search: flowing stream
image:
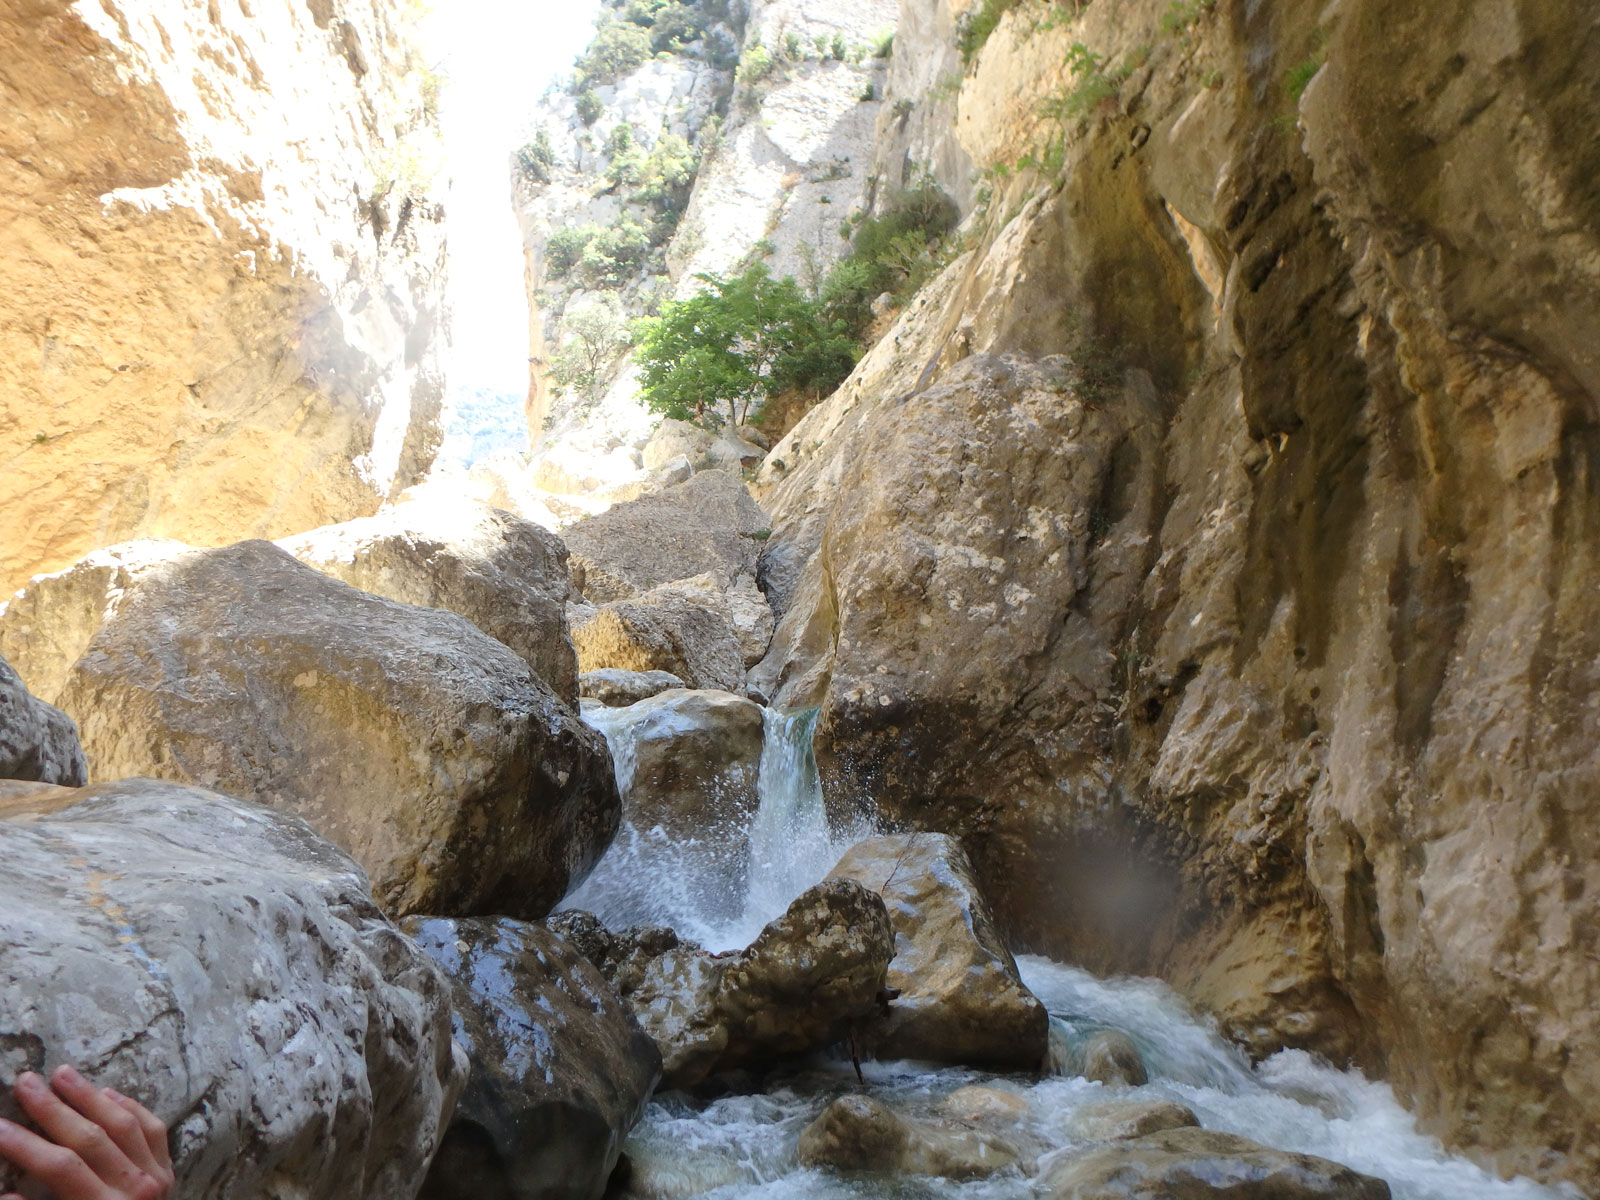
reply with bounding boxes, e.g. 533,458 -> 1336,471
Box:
566,701 -> 1577,1200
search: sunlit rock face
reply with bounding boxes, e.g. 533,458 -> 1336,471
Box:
0,1 -> 447,594
751,0 -> 1600,1188
507,0 -> 898,502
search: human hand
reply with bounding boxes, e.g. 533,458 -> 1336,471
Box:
0,1067 -> 173,1200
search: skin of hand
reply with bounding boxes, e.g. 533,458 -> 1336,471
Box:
0,1068 -> 173,1200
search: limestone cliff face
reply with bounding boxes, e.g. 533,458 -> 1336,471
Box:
0,0 -> 446,595
754,0 -> 1600,1189
509,0 -> 897,498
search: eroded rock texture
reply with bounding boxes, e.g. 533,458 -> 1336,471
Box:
278,497 -> 581,707
0,779 -> 466,1200
752,0 -> 1600,1187
828,833 -> 1048,1070
1,539 -> 618,919
0,654 -> 85,786
0,1 -> 446,595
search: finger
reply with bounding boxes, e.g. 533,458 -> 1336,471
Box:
47,1068 -> 160,1178
106,1091 -> 172,1174
0,1116 -> 109,1200
12,1072 -> 143,1193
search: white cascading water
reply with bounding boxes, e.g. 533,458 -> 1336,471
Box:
560,703 -> 865,952
565,700 -> 1579,1200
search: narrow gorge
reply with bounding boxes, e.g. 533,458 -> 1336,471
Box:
1,1 -> 1596,1199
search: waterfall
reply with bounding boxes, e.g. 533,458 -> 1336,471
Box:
559,702 -> 867,952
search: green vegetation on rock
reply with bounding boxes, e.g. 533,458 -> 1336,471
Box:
636,265 -> 858,428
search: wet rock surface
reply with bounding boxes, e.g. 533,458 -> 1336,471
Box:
0,779 -> 465,1200
1068,1100 -> 1200,1142
797,1093 -> 1023,1181
278,498 -> 581,707
0,654 -> 85,786
579,668 -> 686,707
828,833 -> 1048,1069
402,916 -> 660,1200
559,880 -> 894,1089
7,539 -> 618,919
1038,1127 -> 1392,1200
1082,1031 -> 1150,1088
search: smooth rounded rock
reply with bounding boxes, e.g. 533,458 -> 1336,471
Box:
579,668 -> 686,706
1038,1127 -> 1391,1199
0,779 -> 466,1200
403,916 -> 661,1200
1083,1030 -> 1149,1087
798,1094 -> 1022,1180
1068,1100 -> 1200,1142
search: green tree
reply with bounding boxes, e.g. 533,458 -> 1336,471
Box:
637,265 -> 858,428
550,296 -> 633,398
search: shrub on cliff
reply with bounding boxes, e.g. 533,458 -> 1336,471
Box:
820,180 -> 960,331
637,265 -> 857,428
575,18 -> 652,85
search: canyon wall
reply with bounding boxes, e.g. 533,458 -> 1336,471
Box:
0,0 -> 447,595
754,0 -> 1600,1190
508,0 -> 898,497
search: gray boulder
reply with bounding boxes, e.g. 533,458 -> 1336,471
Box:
0,778 -> 466,1200
579,668 -> 685,707
828,833 -> 1048,1069
0,654 -> 85,785
403,916 -> 661,1200
1038,1128 -> 1391,1199
12,538 -> 617,919
277,498 -> 581,707
565,880 -> 895,1089
564,470 -> 768,602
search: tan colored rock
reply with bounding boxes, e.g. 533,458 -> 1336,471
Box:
1068,1101 -> 1200,1143
1037,1128 -> 1390,1200
564,470 -> 769,602
652,572 -> 775,668
8,539 -> 617,919
277,497 -> 580,707
1082,1030 -> 1149,1088
828,832 -> 1048,1069
642,419 -> 715,471
748,0 -> 1600,1188
797,1094 -> 1022,1181
0,1 -> 447,595
0,655 -> 85,786
602,688 -> 766,841
941,1085 -> 1031,1125
579,668 -> 686,707
570,595 -> 745,692
0,778 -> 466,1200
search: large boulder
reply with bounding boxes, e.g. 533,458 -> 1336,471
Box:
563,880 -> 895,1088
1068,1100 -> 1200,1142
828,833 -> 1048,1069
0,654 -> 85,786
1082,1030 -> 1149,1087
650,573 -> 775,669
1038,1128 -> 1391,1200
402,916 -> 661,1200
569,595 -> 745,692
2,539 -> 618,919
797,1094 -> 1022,1180
0,778 -> 466,1200
277,498 -> 581,707
563,470 -> 769,602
